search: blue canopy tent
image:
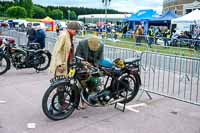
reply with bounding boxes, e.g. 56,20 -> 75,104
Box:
149,11 -> 178,27
124,9 -> 160,35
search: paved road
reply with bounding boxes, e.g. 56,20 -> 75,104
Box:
0,68 -> 200,133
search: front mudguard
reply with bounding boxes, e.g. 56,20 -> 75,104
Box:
0,53 -> 11,70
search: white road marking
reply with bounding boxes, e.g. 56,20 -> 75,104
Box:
126,103 -> 147,108
117,103 -> 147,113
0,100 -> 7,104
27,123 -> 36,129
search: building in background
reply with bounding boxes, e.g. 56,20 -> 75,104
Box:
163,0 -> 200,16
78,14 -> 131,24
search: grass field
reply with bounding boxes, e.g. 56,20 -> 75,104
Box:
104,39 -> 199,57
78,33 -> 200,57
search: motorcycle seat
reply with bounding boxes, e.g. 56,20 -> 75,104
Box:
124,58 -> 141,65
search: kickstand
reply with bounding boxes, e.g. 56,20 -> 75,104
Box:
35,69 -> 40,73
114,89 -> 128,112
137,89 -> 152,101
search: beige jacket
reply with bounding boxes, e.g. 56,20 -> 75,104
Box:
49,31 -> 71,76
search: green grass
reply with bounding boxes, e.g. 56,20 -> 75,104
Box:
0,17 -> 40,22
77,34 -> 200,57
103,39 -> 200,57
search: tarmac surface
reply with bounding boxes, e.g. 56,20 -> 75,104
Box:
0,68 -> 200,133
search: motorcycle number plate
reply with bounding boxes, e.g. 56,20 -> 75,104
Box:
68,68 -> 75,78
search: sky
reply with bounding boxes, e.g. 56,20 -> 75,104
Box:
32,0 -> 164,14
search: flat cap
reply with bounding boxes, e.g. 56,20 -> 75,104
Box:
67,22 -> 81,30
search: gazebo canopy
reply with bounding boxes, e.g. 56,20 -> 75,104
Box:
153,10 -> 178,21
125,9 -> 159,22
171,9 -> 200,23
40,16 -> 55,23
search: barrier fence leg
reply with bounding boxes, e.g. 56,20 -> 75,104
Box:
137,89 -> 152,101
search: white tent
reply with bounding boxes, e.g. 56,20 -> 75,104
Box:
172,9 -> 200,24
171,9 -> 200,32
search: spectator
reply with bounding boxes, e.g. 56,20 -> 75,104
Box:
34,25 -> 46,49
75,36 -> 104,107
122,24 -> 128,38
56,24 -> 60,36
163,28 -> 170,47
148,26 -> 154,48
154,27 -> 162,45
49,21 -> 81,77
49,22 -> 81,113
134,25 -> 144,45
26,24 -> 36,46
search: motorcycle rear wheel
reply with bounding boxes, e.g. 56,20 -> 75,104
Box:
118,74 -> 140,103
34,52 -> 51,71
0,53 -> 10,75
42,81 -> 77,121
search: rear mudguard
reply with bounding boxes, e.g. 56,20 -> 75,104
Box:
131,72 -> 141,86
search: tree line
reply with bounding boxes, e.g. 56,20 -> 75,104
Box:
0,1 -> 124,20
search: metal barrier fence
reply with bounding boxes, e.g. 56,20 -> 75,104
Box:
2,29 -> 200,106
140,52 -> 200,105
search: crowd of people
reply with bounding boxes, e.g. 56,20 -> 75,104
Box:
121,24 -> 200,50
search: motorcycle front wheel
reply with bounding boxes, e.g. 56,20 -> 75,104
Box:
42,81 -> 78,121
0,53 -> 10,75
34,52 -> 51,71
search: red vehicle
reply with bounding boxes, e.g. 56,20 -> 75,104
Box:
0,22 -> 9,28
0,36 -> 15,47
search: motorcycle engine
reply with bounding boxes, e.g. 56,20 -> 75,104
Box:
12,52 -> 26,68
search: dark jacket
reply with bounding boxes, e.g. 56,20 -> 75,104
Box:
26,28 -> 36,42
75,39 -> 104,66
34,29 -> 46,49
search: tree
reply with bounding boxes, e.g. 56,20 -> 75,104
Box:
49,9 -> 63,20
21,0 -> 33,17
0,5 -> 4,16
6,6 -> 27,18
70,11 -> 77,20
32,5 -> 46,18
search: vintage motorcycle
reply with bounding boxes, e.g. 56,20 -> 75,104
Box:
42,56 -> 141,121
0,38 -> 51,75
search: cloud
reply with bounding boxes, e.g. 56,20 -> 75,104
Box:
32,0 -> 163,13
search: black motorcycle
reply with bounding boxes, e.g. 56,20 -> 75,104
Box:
0,38 -> 51,75
42,56 -> 141,121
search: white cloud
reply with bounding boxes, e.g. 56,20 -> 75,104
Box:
32,0 -> 163,13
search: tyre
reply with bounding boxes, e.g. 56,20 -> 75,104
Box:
34,52 -> 51,71
0,53 -> 10,75
118,74 -> 140,103
42,81 -> 78,121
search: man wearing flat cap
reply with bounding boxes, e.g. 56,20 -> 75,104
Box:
48,22 -> 81,113
49,21 -> 81,77
75,36 -> 104,109
75,36 -> 104,66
